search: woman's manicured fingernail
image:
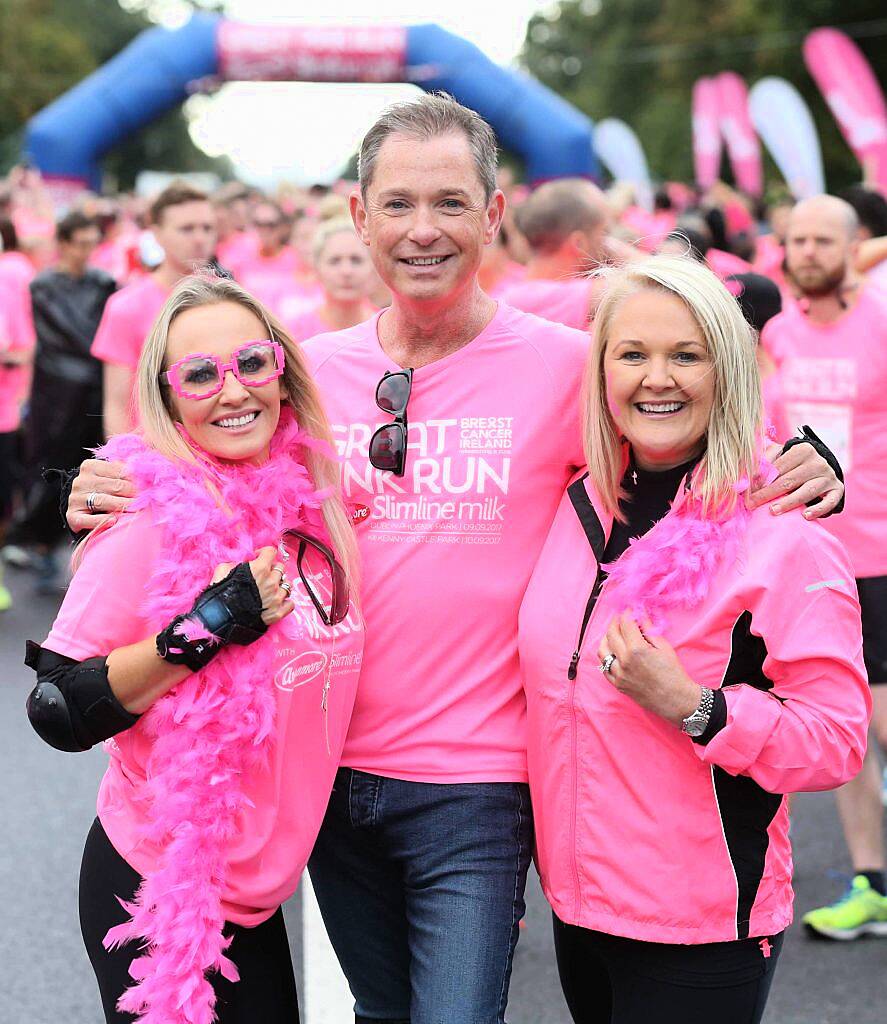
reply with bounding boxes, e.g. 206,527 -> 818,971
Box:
770,503 -> 781,514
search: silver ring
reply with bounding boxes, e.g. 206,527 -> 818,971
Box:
86,491 -> 99,514
279,579 -> 292,596
599,653 -> 617,674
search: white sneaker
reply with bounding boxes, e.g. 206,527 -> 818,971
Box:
1,544 -> 32,569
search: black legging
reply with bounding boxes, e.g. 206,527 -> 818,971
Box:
79,818 -> 300,1024
553,914 -> 783,1024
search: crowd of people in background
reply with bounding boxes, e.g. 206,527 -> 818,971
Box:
4,114 -> 887,1022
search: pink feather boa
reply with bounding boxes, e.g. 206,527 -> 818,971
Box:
95,408 -> 325,1024
601,455 -> 778,631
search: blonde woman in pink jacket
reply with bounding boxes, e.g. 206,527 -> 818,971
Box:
518,255 -> 870,1024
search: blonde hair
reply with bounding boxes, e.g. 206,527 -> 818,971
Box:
135,273 -> 360,591
316,194 -> 350,222
311,217 -> 361,266
584,254 -> 762,519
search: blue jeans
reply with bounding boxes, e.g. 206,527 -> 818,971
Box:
307,769 -> 533,1024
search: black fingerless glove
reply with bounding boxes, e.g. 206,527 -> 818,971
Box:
781,425 -> 845,516
155,563 -> 268,672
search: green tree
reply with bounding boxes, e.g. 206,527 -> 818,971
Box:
520,0 -> 887,192
0,0 -> 231,188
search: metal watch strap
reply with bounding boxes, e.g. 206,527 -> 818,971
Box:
682,686 -> 715,736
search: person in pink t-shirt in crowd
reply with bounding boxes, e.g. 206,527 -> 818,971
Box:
659,221 -> 753,281
89,199 -> 139,285
762,195 -> 887,940
501,178 -> 616,329
212,182 -> 257,272
0,215 -> 36,286
28,274 -> 362,1024
620,188 -> 679,252
285,209 -> 325,308
281,218 -> 375,343
0,271 -> 36,611
478,226 -> 527,297
91,182 -> 217,437
839,185 -> 887,294
66,96 -> 842,1024
230,201 -> 305,316
752,197 -> 792,289
290,208 -> 319,277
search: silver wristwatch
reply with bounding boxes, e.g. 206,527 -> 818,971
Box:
681,687 -> 715,738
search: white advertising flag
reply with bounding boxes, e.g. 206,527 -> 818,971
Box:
748,77 -> 825,199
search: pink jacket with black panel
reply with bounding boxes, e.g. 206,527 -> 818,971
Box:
518,470 -> 870,945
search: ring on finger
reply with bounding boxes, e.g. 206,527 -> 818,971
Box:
599,653 -> 617,675
86,491 -> 100,514
272,564 -> 286,582
279,578 -> 292,596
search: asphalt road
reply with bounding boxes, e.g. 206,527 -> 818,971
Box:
1,564 -> 884,1023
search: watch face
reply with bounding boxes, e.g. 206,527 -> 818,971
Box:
684,715 -> 707,738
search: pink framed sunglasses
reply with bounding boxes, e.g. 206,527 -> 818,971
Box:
161,340 -> 285,400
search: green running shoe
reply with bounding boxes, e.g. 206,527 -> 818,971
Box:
803,875 -> 887,940
0,582 -> 11,612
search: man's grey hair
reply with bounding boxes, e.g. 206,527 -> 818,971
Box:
358,92 -> 499,201
515,179 -> 605,254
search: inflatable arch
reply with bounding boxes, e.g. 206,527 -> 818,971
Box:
25,15 -> 597,191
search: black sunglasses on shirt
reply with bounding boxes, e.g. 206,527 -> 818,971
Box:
369,368 -> 413,477
280,530 -> 350,627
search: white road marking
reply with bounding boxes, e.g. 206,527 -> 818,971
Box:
302,872 -> 355,1022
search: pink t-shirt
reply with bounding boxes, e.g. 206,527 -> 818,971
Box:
44,508 -> 363,926
763,286 -> 887,577
303,304 -> 588,782
621,207 -> 677,251
217,230 -> 258,272
487,262 -> 528,298
706,248 -> 753,280
232,247 -> 303,315
499,277 -> 592,331
91,275 -> 168,371
0,250 -> 35,292
753,234 -> 785,283
282,304 -> 329,344
0,276 -> 35,432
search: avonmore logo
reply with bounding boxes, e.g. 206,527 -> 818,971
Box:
276,651 -> 328,692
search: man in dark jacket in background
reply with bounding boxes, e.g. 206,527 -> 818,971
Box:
6,211 -> 115,592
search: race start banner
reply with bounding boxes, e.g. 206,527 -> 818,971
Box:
217,23 -> 408,83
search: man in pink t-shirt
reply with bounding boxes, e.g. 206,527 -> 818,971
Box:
293,99 -> 589,1022
91,182 -> 216,435
500,178 -> 613,329
765,194 -> 887,939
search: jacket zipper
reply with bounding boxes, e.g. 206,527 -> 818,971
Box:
568,567 -> 606,680
566,565 -> 606,920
